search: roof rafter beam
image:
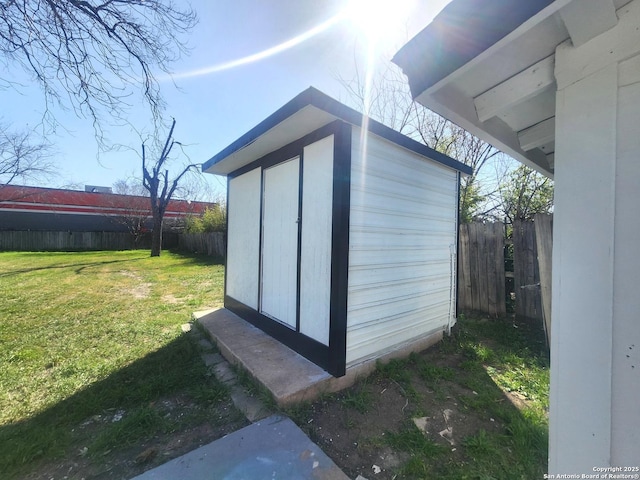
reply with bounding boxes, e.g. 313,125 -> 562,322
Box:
559,0 -> 617,48
473,55 -> 555,123
518,117 -> 555,151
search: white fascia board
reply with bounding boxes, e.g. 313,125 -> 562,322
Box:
474,55 -> 556,122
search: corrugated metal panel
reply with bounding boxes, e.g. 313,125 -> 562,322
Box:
300,136 -> 334,345
346,128 -> 458,366
227,168 -> 262,309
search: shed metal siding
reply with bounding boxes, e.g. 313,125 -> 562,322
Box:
346,128 -> 458,366
226,168 -> 261,309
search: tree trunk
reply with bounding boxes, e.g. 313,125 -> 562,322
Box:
150,215 -> 163,257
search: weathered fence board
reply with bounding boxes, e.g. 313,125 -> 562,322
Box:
458,218 -> 552,324
178,232 -> 226,257
458,222 -> 506,317
513,220 -> 542,322
534,214 -> 553,345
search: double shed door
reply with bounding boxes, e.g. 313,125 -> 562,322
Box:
259,135 -> 334,346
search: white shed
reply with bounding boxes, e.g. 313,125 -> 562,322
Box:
203,88 -> 471,377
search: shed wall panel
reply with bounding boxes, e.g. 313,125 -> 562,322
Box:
226,168 -> 261,309
300,136 -> 334,345
346,129 -> 458,366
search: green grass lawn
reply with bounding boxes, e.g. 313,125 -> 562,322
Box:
0,250 -> 239,479
0,250 -> 550,479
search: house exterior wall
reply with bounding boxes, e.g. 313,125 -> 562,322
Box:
551,3 -> 640,470
345,128 -> 458,366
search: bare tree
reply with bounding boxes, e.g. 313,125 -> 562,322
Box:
171,173 -> 220,204
0,0 -> 196,137
109,178 -> 151,246
0,124 -> 55,192
142,119 -> 199,257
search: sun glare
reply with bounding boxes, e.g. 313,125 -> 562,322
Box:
345,0 -> 415,47
165,0 -> 417,82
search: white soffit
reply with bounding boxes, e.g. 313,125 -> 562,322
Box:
413,5 -> 569,178
411,0 -> 632,178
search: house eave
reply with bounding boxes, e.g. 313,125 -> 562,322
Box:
392,0 -> 558,99
393,0 -> 635,179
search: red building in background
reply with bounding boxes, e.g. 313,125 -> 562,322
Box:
0,185 -> 214,232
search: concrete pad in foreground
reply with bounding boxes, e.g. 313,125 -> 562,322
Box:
131,415 -> 348,480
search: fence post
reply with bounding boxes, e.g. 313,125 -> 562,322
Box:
457,223 -> 472,312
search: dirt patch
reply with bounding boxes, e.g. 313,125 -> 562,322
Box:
297,373 -> 504,479
161,294 -> 181,304
119,271 -> 151,299
291,316 -> 549,479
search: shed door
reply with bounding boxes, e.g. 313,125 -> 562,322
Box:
260,157 -> 300,328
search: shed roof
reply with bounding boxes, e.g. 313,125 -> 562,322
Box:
202,87 -> 472,176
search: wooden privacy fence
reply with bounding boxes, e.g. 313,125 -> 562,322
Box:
178,232 -> 226,257
0,231 -> 178,251
457,215 -> 553,343
458,222 -> 506,316
0,230 -> 226,256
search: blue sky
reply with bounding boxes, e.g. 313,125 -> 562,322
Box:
3,0 -> 451,199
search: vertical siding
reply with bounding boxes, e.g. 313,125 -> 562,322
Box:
260,157 -> 300,328
346,128 -> 458,366
227,168 -> 261,309
300,136 -> 334,345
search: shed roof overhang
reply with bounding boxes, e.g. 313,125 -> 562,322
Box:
203,87 -> 472,176
392,0 -> 632,178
